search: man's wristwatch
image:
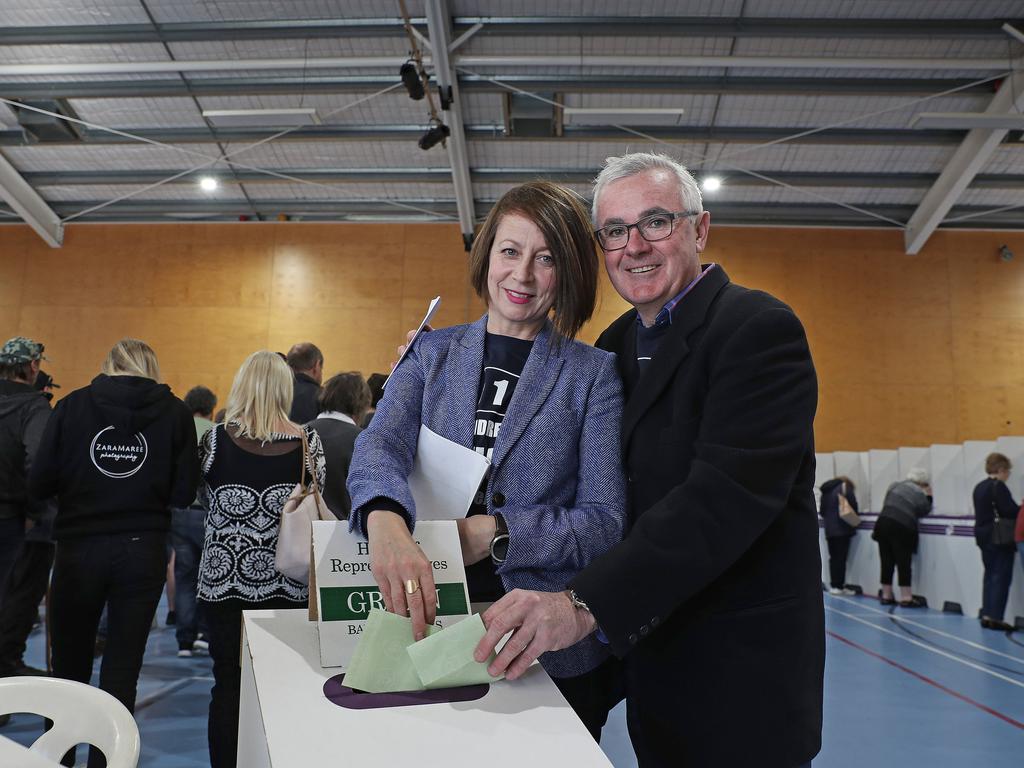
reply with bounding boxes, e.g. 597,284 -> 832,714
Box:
489,513 -> 509,564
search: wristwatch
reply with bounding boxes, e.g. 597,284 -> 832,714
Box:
489,512 -> 510,564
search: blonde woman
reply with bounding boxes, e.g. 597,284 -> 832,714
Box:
29,338 -> 198,768
197,350 -> 325,768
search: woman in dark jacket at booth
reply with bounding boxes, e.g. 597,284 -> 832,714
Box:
29,338 -> 198,768
873,469 -> 932,608
820,477 -> 858,595
972,452 -> 1018,632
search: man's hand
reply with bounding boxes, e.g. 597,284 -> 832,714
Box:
366,510 -> 437,641
456,515 -> 496,566
474,589 -> 597,680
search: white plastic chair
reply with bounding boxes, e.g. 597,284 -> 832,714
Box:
0,677 -> 140,768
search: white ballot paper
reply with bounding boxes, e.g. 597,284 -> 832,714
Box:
384,295 -> 441,388
409,424 -> 490,520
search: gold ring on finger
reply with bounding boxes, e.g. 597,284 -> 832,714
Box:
405,578 -> 420,595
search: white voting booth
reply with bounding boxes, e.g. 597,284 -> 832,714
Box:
819,434 -> 1024,623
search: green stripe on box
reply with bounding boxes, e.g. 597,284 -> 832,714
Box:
319,583 -> 469,621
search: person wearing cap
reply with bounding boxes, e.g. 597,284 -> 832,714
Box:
0,337 -> 52,601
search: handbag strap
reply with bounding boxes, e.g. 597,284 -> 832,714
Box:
297,427 -> 327,520
990,478 -> 1003,522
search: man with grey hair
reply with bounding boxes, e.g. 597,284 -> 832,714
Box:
476,152 -> 823,767
286,342 -> 324,424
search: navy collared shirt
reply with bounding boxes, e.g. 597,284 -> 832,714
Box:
635,263 -> 717,371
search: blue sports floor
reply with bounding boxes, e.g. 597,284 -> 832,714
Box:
3,592 -> 1023,766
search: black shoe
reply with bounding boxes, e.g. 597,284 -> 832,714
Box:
898,596 -> 927,608
166,610 -> 177,626
879,595 -> 896,606
981,618 -> 1015,631
11,663 -> 47,676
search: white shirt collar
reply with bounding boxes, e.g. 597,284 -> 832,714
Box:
317,411 -> 356,426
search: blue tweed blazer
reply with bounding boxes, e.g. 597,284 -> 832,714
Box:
348,315 -> 626,677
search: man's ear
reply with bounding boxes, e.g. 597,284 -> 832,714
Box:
694,211 -> 711,253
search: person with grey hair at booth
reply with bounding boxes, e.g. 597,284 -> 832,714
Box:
873,468 -> 933,607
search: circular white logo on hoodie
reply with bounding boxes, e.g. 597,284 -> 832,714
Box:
90,426 -> 149,479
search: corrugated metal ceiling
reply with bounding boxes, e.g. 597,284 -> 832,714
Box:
0,0 -> 1021,232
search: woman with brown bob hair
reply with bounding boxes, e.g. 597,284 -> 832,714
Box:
348,181 -> 626,738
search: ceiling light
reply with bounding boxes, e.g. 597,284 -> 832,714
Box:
561,107 -> 686,116
702,176 -> 722,193
400,60 -> 425,101
199,177 -> 218,192
910,112 -> 1024,130
201,108 -> 320,127
418,121 -> 450,151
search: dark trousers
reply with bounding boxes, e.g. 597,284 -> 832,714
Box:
980,544 -> 1016,622
0,517 -> 25,603
552,656 -> 626,742
874,517 -> 915,587
825,536 -> 852,589
50,531 -> 167,768
204,597 -> 303,768
0,540 -> 54,673
171,506 -> 206,648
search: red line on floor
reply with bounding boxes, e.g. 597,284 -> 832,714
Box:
827,630 -> 1024,730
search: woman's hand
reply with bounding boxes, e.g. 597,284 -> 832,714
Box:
456,515 -> 497,566
366,510 -> 437,640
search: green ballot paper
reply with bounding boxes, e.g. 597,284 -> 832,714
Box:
406,614 -> 502,688
342,609 -> 441,693
342,609 -> 500,693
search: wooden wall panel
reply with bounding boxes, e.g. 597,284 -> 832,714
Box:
1,221 -> 1023,452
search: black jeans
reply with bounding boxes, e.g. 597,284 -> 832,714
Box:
874,517 -> 916,587
0,516 -> 25,603
552,656 -> 626,742
826,536 -> 852,590
171,506 -> 207,648
0,540 -> 54,673
50,531 -> 167,768
203,597 -> 304,768
980,544 -> 1016,622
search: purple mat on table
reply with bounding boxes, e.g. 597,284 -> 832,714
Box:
323,674 -> 489,709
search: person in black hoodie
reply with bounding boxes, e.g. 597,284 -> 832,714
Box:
819,476 -> 859,595
29,338 -> 198,768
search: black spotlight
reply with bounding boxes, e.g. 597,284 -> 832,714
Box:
400,60 -> 425,100
418,120 -> 450,150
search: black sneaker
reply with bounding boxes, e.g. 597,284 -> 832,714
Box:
12,664 -> 47,676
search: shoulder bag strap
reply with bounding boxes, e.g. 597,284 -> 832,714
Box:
991,478 -> 1002,521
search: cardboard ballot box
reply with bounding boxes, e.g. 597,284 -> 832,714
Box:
237,609 -> 612,768
311,519 -> 472,668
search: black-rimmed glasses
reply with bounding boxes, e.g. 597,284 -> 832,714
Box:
594,210 -> 700,251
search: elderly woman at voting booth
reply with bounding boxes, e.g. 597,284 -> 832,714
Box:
347,181 -> 627,740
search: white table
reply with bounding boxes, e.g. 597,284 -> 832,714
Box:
0,734 -> 61,767
237,609 -> 611,768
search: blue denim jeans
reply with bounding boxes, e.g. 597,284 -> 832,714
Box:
171,506 -> 207,648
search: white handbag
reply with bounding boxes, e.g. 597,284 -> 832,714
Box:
275,429 -> 335,584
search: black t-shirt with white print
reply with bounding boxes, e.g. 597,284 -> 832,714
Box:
466,332 -> 533,602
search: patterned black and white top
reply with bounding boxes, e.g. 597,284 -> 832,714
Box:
197,422 -> 326,604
